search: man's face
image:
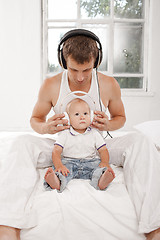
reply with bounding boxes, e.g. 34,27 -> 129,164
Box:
67,56 -> 95,86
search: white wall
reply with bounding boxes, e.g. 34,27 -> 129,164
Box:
0,0 -> 41,131
0,0 -> 160,132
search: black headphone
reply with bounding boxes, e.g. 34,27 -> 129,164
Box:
57,29 -> 103,69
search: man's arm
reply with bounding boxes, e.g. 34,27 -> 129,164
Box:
92,74 -> 126,131
30,76 -> 70,134
107,78 -> 126,130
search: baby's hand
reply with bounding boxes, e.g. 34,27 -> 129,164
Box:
55,164 -> 70,176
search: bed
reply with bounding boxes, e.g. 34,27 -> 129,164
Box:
0,121 -> 160,240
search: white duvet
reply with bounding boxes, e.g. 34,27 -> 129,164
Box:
20,167 -> 145,240
0,132 -> 146,240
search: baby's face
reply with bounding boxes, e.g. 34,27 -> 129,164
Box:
68,100 -> 91,133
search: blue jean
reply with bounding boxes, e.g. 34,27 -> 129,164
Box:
44,157 -> 107,192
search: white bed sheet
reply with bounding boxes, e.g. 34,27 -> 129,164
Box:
0,131 -> 145,240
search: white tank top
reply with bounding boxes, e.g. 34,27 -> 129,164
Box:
53,69 -> 106,114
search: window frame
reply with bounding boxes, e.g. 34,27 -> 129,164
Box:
42,0 -> 150,94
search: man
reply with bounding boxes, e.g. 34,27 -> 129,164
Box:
0,29 -> 160,240
30,29 -> 126,135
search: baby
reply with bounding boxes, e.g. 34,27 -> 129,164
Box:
44,98 -> 115,192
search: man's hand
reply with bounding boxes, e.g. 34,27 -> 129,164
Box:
55,164 -> 70,176
43,113 -> 70,134
91,111 -> 109,131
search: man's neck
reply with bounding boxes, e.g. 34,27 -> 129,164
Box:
68,77 -> 92,93
70,82 -> 91,92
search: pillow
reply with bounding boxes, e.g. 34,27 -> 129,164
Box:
134,120 -> 160,151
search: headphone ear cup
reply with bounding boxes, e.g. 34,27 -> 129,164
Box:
94,49 -> 102,68
59,49 -> 67,69
94,52 -> 99,68
64,112 -> 70,125
90,110 -> 94,123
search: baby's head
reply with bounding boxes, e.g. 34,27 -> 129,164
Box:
66,98 -> 91,133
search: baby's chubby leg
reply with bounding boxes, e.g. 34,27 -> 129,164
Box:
44,167 -> 60,190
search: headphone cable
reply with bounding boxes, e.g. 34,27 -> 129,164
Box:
95,69 -> 113,139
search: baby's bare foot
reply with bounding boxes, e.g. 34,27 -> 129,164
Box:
45,167 -> 60,190
98,169 -> 114,190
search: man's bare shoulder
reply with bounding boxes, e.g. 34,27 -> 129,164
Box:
39,72 -> 63,105
43,72 -> 62,89
97,71 -> 121,98
98,72 -> 118,86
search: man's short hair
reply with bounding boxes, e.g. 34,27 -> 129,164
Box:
63,35 -> 99,65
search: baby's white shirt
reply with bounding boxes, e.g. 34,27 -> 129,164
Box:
54,127 -> 106,159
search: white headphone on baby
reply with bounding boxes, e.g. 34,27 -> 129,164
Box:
59,91 -> 96,125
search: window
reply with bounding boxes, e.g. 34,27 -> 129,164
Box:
42,0 -> 150,90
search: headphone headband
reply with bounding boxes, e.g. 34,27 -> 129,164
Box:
58,29 -> 103,69
59,29 -> 102,47
59,91 -> 96,114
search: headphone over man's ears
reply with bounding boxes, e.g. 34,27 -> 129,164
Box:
57,29 -> 103,69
